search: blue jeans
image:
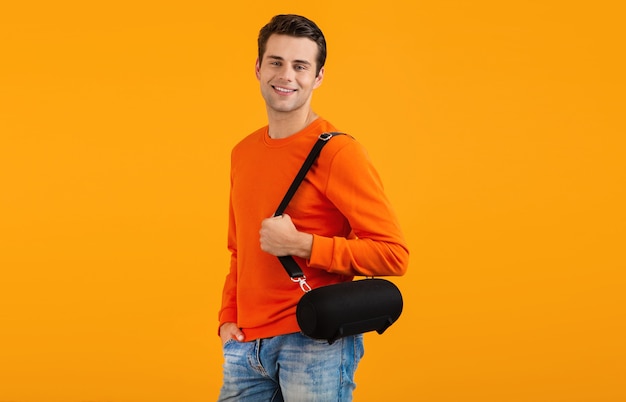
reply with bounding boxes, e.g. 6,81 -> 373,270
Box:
218,332 -> 364,402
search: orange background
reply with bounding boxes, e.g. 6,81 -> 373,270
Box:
1,1 -> 625,401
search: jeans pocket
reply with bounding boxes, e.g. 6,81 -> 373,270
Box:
222,338 -> 236,352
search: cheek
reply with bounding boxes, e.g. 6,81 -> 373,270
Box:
302,75 -> 319,89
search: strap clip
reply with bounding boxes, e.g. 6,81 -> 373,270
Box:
291,276 -> 312,293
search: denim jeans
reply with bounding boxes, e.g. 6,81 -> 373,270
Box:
218,332 -> 364,402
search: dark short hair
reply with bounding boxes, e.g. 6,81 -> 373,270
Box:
258,14 -> 327,76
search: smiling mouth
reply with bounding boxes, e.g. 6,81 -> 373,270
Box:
272,85 -> 296,94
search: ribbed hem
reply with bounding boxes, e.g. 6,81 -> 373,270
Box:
241,315 -> 301,342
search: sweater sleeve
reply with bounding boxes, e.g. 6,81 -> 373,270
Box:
308,140 -> 409,276
217,179 -> 238,333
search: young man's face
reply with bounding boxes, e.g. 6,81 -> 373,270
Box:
256,34 -> 324,116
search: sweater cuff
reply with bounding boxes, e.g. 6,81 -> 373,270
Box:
218,308 -> 238,336
308,234 -> 334,270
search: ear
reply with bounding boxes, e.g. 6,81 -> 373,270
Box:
313,66 -> 325,89
255,58 -> 261,80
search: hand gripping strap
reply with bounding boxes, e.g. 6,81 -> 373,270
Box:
274,132 -> 344,284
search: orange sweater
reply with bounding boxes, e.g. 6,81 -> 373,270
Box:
218,118 -> 409,341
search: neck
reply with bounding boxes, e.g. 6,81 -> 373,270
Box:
267,108 -> 318,139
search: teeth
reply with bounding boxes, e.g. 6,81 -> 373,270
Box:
274,86 -> 295,93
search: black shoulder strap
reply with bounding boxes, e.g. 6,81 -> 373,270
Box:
274,132 -> 344,283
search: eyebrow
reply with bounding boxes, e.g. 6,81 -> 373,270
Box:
266,55 -> 312,66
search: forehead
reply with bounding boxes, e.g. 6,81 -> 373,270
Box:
263,34 -> 319,63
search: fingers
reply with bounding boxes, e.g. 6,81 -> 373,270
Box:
220,322 -> 245,344
232,329 -> 245,342
259,215 -> 291,255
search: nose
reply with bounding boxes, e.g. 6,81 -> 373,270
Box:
277,64 -> 294,82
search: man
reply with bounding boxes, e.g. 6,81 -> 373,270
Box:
218,14 -> 409,401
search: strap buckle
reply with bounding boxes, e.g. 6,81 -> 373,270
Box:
319,133 -> 333,141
